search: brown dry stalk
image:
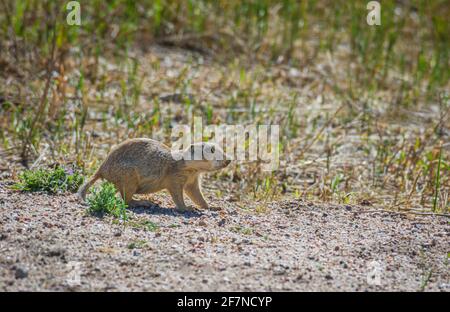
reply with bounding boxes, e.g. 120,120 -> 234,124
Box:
298,104 -> 344,159
20,15 -> 57,166
406,170 -> 422,205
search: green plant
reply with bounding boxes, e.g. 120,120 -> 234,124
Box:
87,182 -> 128,220
231,225 -> 253,236
144,220 -> 160,232
127,240 -> 147,249
331,173 -> 344,194
12,167 -> 84,193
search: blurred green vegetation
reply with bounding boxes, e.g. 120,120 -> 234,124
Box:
1,0 -> 448,98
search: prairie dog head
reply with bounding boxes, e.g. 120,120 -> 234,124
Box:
181,142 -> 231,172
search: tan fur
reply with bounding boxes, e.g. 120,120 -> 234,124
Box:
77,138 -> 230,211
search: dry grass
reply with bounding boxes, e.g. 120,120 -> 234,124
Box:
0,0 -> 448,213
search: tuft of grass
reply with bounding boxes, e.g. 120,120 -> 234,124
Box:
231,225 -> 253,236
420,269 -> 433,292
125,219 -> 160,232
87,182 -> 128,220
144,220 -> 160,232
127,240 -> 147,250
12,167 -> 84,193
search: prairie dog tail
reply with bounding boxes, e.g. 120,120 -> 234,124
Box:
77,170 -> 101,201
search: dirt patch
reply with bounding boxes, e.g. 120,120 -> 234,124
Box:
0,182 -> 448,291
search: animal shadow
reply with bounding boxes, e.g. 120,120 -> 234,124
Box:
128,199 -> 204,218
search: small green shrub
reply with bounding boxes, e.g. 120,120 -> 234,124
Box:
123,219 -> 160,232
144,220 -> 159,232
87,182 -> 128,220
231,225 -> 253,236
12,167 -> 84,193
127,240 -> 147,250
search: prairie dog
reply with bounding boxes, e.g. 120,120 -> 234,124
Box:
77,138 -> 230,211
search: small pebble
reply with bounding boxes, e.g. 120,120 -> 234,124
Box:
14,267 -> 28,279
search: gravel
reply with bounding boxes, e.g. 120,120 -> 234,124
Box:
0,182 -> 448,291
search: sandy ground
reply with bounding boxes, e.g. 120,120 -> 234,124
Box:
0,181 -> 448,292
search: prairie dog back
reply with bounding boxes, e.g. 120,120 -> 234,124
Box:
101,138 -> 176,179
